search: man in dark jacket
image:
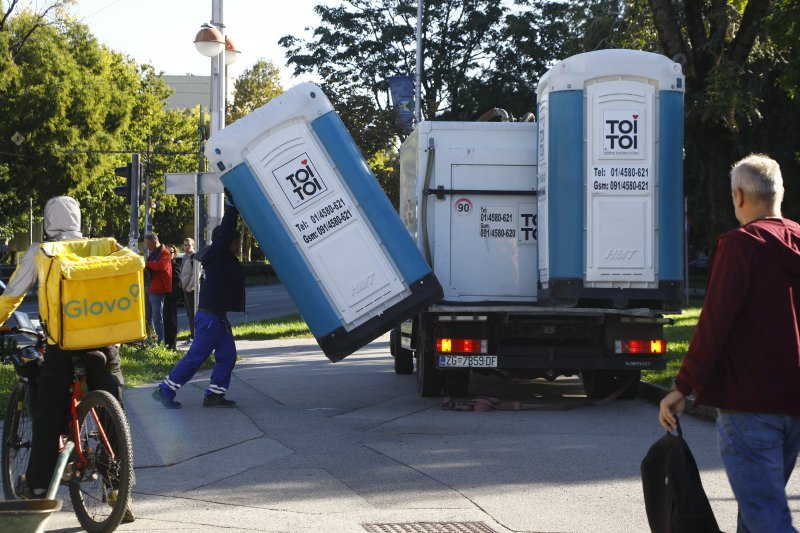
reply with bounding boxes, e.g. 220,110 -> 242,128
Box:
659,154 -> 800,532
152,200 -> 245,408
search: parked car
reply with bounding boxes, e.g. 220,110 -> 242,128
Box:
688,256 -> 709,275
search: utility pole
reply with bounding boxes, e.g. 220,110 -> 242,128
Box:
207,0 -> 226,243
145,138 -> 152,236
415,0 -> 423,125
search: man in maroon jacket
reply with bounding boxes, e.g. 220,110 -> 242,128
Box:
144,233 -> 172,344
659,154 -> 800,532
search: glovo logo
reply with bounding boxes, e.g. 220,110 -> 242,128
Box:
64,283 -> 140,318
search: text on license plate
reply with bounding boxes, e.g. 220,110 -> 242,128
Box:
438,355 -> 498,368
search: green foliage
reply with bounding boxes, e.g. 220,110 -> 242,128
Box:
767,0 -> 800,99
0,3 -> 201,245
280,0 -> 515,122
229,58 -> 283,123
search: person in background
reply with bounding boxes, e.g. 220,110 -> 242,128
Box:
659,154 -> 800,533
143,233 -> 171,344
180,237 -> 198,344
152,193 -> 245,409
162,244 -> 181,350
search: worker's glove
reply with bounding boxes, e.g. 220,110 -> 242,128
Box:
224,188 -> 235,207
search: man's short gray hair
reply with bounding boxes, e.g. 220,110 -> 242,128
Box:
730,154 -> 784,206
144,233 -> 159,245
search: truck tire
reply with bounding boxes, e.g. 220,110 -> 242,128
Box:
416,323 -> 443,397
391,328 -> 414,375
581,369 -> 640,400
444,371 -> 470,397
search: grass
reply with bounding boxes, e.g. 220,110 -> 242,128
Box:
642,299 -> 703,388
0,314 -> 311,413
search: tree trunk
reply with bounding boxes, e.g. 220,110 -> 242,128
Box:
685,117 -> 739,251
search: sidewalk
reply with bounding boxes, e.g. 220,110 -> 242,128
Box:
46,334 -> 516,533
38,334 -> 796,532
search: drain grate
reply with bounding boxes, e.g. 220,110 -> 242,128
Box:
361,522 -> 498,533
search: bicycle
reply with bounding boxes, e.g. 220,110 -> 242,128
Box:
1,310 -> 134,533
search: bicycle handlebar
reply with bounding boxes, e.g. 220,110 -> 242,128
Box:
0,325 -> 39,338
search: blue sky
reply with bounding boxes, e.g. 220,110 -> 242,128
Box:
68,0 -> 330,88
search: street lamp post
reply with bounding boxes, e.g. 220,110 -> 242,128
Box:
194,0 -> 239,241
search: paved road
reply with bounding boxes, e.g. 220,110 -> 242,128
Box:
36,334 -> 799,532
177,284 -> 299,331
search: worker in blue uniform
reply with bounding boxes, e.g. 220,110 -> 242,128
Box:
152,192 -> 245,408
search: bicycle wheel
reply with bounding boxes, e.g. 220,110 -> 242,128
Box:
68,390 -> 133,533
2,382 -> 34,499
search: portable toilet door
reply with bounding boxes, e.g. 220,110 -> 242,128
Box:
205,83 -> 443,361
536,49 -> 685,310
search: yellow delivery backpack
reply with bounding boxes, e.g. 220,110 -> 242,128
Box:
36,238 -> 146,349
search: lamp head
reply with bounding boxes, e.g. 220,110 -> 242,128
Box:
224,37 -> 241,65
194,24 -> 225,57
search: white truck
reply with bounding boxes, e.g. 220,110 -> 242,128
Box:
390,49 -> 686,398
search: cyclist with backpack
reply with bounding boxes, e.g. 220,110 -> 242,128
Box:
0,196 -> 135,522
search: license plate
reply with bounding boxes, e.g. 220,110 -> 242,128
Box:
438,355 -> 498,368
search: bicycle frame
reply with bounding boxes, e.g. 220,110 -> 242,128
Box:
65,367 -> 116,478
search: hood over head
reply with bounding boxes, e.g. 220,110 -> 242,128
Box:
44,196 -> 83,241
731,218 -> 800,278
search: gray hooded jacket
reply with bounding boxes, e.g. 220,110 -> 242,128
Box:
0,197 -> 83,323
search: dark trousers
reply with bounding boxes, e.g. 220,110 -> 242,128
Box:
163,293 -> 179,349
26,344 -> 123,490
183,289 -> 195,339
160,311 -> 236,399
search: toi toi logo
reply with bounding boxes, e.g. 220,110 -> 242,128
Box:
273,152 -> 328,208
603,110 -> 641,153
64,283 -> 140,318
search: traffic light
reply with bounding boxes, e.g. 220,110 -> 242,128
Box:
114,163 -> 133,201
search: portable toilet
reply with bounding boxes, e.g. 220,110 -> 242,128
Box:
536,49 -> 684,310
205,83 -> 443,361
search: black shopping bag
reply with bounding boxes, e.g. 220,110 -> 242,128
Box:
641,419 -> 722,533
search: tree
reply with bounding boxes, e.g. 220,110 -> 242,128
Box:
647,0 -> 776,248
0,9 -> 138,238
280,0 -> 516,122
0,4 -> 199,248
228,58 -> 283,123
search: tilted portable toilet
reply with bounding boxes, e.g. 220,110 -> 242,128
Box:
205,83 -> 443,361
536,49 -> 685,310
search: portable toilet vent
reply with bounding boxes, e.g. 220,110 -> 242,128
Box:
536,49 -> 684,310
205,83 -> 443,361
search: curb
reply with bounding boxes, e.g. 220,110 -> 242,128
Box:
638,381 -> 718,423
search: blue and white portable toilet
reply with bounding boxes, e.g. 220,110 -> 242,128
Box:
206,83 -> 443,361
536,49 -> 684,310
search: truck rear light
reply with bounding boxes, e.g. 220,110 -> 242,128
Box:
615,339 -> 665,354
436,338 -> 488,354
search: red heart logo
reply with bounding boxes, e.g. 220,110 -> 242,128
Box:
632,114 -> 639,119
301,159 -> 308,165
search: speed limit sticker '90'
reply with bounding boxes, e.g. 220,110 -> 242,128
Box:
454,197 -> 473,216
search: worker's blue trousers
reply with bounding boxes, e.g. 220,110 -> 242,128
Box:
158,310 -> 237,399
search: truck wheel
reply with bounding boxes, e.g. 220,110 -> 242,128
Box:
581,369 -> 640,400
444,371 -> 469,397
617,370 -> 641,399
391,328 -> 414,375
416,325 -> 443,397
